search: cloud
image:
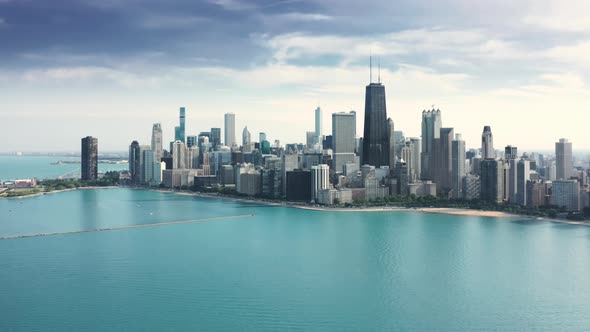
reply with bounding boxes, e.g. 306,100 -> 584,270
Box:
522,0 -> 590,32
138,14 -> 208,29
22,66 -> 162,88
274,12 -> 333,22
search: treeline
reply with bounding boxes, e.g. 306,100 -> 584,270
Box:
40,171 -> 120,191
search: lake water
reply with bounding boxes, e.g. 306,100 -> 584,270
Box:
0,155 -> 128,180
1,188 -> 589,330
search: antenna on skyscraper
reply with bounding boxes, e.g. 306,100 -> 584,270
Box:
369,55 -> 373,83
378,58 -> 381,83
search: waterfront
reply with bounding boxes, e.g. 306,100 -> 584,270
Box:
0,156 -> 128,180
1,188 -> 589,330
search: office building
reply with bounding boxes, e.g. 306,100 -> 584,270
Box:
480,158 -> 503,203
409,137 -> 422,181
311,164 -> 330,202
186,135 -> 197,148
210,128 -> 221,148
151,123 -> 163,162
224,113 -> 236,147
555,138 -> 573,180
420,109 -> 442,180
174,107 -> 186,143
462,175 -> 480,200
451,134 -> 466,199
362,80 -> 389,167
505,145 -> 518,160
332,111 -> 357,173
172,140 -> 186,169
81,136 -> 98,181
315,106 -> 322,146
242,126 -> 251,146
551,180 -> 580,211
129,141 -> 141,185
516,159 -> 531,205
433,127 -> 454,193
481,126 -> 495,159
526,180 -> 545,208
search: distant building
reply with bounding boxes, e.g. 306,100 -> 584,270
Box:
224,113 -> 236,147
311,164 -> 330,202
242,126 -> 251,146
151,123 -> 163,162
551,180 -> 580,211
129,141 -> 141,185
516,159 -> 531,206
526,180 -> 545,208
421,109 -> 442,180
174,107 -> 186,143
210,128 -> 221,148
555,138 -> 573,180
462,175 -> 480,200
481,126 -> 495,159
81,136 -> 98,181
362,81 -> 389,167
315,106 -> 322,147
505,145 -> 518,160
332,111 -> 357,173
451,134 -> 466,199
480,159 -> 503,203
286,170 -> 312,202
172,140 -> 186,169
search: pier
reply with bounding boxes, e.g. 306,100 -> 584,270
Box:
0,214 -> 255,240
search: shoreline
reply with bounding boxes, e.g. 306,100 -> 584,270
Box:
4,186 -> 589,227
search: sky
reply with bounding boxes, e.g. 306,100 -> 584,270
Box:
1,0 -> 589,152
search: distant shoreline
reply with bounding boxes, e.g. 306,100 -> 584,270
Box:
3,186 -> 588,227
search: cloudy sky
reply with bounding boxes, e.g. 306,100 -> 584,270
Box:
1,0 -> 589,152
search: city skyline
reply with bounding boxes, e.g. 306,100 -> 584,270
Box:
1,1 -> 590,151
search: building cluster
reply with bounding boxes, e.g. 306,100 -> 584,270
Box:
80,69 -> 590,212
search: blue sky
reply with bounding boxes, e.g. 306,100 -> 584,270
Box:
1,0 -> 589,152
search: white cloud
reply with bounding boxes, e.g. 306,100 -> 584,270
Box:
274,12 -> 333,22
22,66 -> 162,88
522,0 -> 590,32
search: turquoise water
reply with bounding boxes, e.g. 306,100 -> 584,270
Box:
1,189 -> 589,331
0,156 -> 128,180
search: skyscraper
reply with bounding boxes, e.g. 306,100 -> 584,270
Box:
362,81 -> 389,167
387,118 -> 395,170
242,126 -> 251,146
311,164 -> 330,202
452,134 -> 466,199
81,136 -> 98,181
555,138 -> 573,180
224,113 -> 236,147
174,107 -> 186,144
129,141 -> 141,185
151,123 -> 163,162
505,145 -> 518,160
480,158 -> 503,203
410,137 -> 422,181
173,140 -> 186,169
420,109 -> 442,180
210,128 -> 221,148
259,132 -> 267,143
434,127 -> 454,193
516,159 -> 531,206
332,111 -> 357,173
481,126 -> 495,159
315,106 -> 322,146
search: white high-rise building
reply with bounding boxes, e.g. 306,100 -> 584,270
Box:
173,140 -> 186,169
409,137 -> 421,181
481,126 -> 495,159
242,126 -> 251,146
555,138 -> 573,180
311,164 -> 330,202
224,113 -> 236,147
315,106 -> 322,145
516,159 -> 530,206
452,134 -> 466,199
151,123 -> 163,162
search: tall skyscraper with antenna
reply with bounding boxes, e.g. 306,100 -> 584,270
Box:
362,58 -> 390,167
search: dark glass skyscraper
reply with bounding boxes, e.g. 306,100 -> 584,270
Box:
81,136 -> 98,181
129,140 -> 141,185
174,107 -> 186,143
362,83 -> 389,167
